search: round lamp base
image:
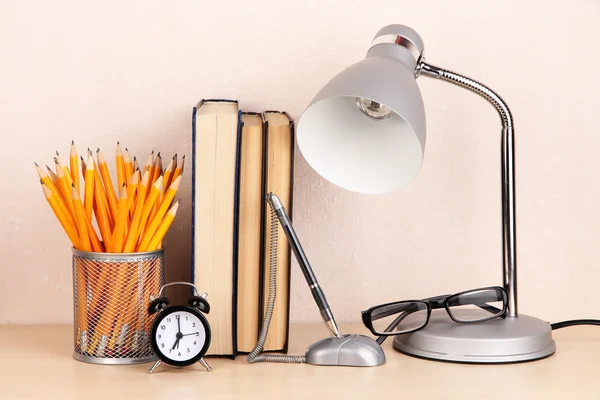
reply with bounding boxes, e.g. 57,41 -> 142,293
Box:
392,312 -> 555,364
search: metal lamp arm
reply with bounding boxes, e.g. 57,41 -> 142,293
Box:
418,61 -> 518,317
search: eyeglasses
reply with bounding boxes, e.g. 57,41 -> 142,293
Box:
361,286 -> 508,344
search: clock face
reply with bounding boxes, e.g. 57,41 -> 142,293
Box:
151,306 -> 210,366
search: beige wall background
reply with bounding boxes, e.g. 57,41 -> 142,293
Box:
1,0 -> 599,325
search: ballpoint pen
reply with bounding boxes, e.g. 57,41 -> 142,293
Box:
266,193 -> 341,338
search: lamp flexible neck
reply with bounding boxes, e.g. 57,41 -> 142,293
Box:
420,62 -> 518,317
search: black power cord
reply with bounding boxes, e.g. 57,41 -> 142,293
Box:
551,319 -> 600,330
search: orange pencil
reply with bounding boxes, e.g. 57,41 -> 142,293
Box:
71,186 -> 92,252
144,151 -> 154,174
171,154 -> 185,184
80,156 -> 87,175
147,180 -> 164,236
55,153 -> 76,189
143,200 -> 180,252
54,158 -> 77,222
41,184 -> 80,248
132,156 -> 140,175
138,176 -> 180,251
83,154 -> 95,222
150,152 -> 162,185
85,211 -> 104,253
163,154 -> 176,190
110,184 -> 129,253
123,170 -> 149,253
136,175 -> 163,247
123,170 -> 139,240
116,142 -> 126,190
124,148 -> 133,187
97,149 -> 119,221
89,150 -> 113,229
70,141 -> 80,194
92,169 -> 112,250
35,163 -> 74,227
46,165 -> 60,189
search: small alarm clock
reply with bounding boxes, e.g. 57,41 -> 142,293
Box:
147,282 -> 212,374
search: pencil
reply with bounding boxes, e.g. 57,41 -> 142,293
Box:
80,156 -> 86,175
150,152 -> 162,185
110,184 -> 129,253
124,148 -> 133,187
97,149 -> 119,222
132,156 -> 140,175
92,167 -> 112,250
36,164 -> 75,227
136,175 -> 163,248
163,154 -> 176,190
116,142 -> 125,190
123,170 -> 139,240
147,179 -> 164,236
123,170 -> 149,253
171,154 -> 185,185
41,183 -> 80,248
71,186 -> 92,252
54,159 -> 77,223
46,165 -> 60,189
144,151 -> 154,174
84,154 -> 95,222
138,176 -> 181,251
85,208 -> 104,253
70,141 -> 80,194
90,151 -> 114,230
55,154 -> 76,190
141,200 -> 180,252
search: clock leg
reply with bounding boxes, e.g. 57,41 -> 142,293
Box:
199,358 -> 212,372
148,360 -> 162,374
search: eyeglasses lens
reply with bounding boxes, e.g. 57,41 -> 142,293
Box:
446,288 -> 506,322
370,301 -> 428,335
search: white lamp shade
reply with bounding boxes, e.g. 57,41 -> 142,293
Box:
297,40 -> 427,194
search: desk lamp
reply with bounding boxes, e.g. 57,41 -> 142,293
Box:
296,25 -> 556,363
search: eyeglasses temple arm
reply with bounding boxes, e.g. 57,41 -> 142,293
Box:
376,310 -> 413,345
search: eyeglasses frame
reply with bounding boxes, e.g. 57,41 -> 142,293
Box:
361,286 -> 509,340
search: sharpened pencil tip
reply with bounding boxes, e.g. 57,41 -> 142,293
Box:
46,165 -> 51,170
157,152 -> 161,157
117,141 -> 120,145
133,156 -> 137,161
55,150 -> 59,156
34,162 -> 39,167
182,155 -> 185,159
71,183 -> 75,188
71,140 -> 75,145
54,157 -> 59,164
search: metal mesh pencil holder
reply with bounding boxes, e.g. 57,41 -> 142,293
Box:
72,248 -> 164,364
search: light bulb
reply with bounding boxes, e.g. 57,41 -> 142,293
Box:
356,97 -> 395,120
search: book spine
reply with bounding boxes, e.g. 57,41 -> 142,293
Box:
282,113 -> 294,354
230,109 -> 243,359
191,105 -> 198,288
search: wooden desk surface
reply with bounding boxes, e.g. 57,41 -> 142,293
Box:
1,323 -> 598,399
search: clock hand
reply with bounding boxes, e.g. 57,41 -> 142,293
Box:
182,332 -> 200,337
172,337 -> 180,350
177,316 -> 181,334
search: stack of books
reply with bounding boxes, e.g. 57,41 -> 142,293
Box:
192,100 -> 294,357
